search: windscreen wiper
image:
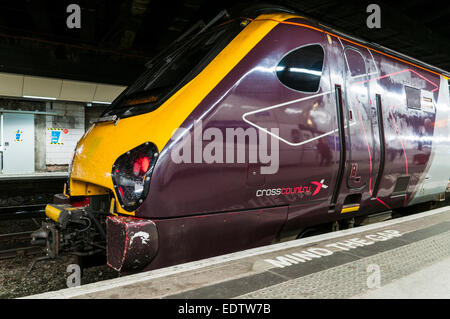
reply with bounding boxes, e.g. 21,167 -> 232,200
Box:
151,10 -> 231,69
100,10 -> 232,119
145,19 -> 206,70
132,19 -> 208,93
145,9 -> 230,70
198,10 -> 230,35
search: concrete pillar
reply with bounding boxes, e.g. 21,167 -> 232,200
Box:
34,103 -> 47,172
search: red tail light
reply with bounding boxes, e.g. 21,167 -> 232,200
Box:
112,142 -> 158,211
133,156 -> 151,176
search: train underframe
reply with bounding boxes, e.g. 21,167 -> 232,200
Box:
31,193 -> 159,272
29,190 -> 449,273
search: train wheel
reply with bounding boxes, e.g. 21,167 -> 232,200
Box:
429,201 -> 439,210
74,253 -> 107,276
331,221 -> 339,232
297,227 -> 321,239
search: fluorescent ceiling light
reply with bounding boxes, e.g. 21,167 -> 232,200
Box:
23,95 -> 57,100
92,100 -> 111,104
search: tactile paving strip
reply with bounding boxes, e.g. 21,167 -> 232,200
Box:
238,231 -> 450,299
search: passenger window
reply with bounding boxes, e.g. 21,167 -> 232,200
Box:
345,49 -> 366,77
405,86 -> 421,110
276,44 -> 324,93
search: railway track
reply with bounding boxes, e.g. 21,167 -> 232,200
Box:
0,206 -> 45,220
0,230 -> 34,242
0,231 -> 44,260
0,246 -> 43,260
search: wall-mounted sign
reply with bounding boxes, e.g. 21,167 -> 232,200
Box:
48,128 -> 65,145
14,129 -> 23,142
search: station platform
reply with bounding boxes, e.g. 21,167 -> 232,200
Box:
0,171 -> 67,181
0,172 -> 68,212
26,206 -> 450,299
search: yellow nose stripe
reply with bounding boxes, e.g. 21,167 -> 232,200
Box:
69,14 -> 293,215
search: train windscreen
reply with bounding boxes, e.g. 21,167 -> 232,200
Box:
101,20 -> 243,119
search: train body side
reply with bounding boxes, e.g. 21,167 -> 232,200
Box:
141,17 -> 450,269
66,13 -> 450,270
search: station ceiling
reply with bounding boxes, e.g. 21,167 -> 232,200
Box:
0,0 -> 448,85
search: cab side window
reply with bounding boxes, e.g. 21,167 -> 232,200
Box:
276,44 -> 324,93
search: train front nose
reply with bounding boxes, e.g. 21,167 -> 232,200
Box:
69,118 -> 162,215
28,114 -> 165,271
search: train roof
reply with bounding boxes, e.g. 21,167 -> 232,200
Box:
236,4 -> 450,79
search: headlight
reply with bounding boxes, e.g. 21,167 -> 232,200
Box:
111,142 -> 158,211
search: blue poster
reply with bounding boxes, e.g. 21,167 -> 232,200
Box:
51,130 -> 61,144
14,129 -> 23,142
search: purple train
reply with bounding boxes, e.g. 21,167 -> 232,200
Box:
33,6 -> 450,272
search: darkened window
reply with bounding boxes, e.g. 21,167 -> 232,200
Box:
405,86 -> 421,110
345,49 -> 366,77
276,45 -> 324,93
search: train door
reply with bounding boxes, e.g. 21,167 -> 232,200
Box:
343,47 -> 375,190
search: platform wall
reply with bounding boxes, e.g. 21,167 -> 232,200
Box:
45,102 -> 85,166
0,97 -> 109,173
